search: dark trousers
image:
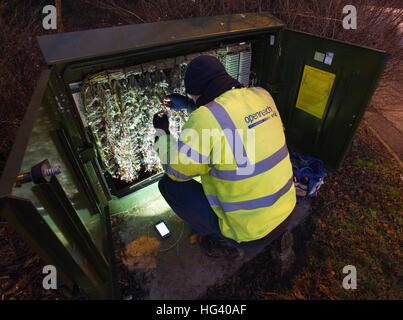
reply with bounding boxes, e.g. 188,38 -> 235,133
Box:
158,174 -> 295,251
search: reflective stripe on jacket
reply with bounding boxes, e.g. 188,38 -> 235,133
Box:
156,87 -> 296,243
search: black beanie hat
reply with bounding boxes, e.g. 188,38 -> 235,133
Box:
184,55 -> 229,95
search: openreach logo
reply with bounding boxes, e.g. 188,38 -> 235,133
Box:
244,106 -> 278,129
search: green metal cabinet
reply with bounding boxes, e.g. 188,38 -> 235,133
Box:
0,12 -> 389,299
275,30 -> 389,169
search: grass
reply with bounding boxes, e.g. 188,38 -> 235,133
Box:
271,124 -> 402,300
354,158 -> 377,168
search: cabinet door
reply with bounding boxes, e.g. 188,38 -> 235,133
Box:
275,29 -> 389,170
0,69 -> 118,299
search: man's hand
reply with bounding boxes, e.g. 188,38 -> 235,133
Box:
153,112 -> 170,134
161,96 -> 171,110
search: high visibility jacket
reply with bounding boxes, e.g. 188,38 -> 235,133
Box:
156,87 -> 296,243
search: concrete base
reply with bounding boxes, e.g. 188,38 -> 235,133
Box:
364,107 -> 403,160
114,193 -> 311,300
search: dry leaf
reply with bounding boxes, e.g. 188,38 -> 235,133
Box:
122,235 -> 160,270
319,285 -> 338,300
294,290 -> 305,300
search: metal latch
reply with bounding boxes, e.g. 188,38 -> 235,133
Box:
79,145 -> 98,163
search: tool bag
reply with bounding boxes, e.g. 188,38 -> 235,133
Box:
290,152 -> 327,198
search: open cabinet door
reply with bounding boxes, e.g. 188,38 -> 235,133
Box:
275,29 -> 390,170
0,69 -> 118,299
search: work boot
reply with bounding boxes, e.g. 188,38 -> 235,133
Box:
199,235 -> 244,260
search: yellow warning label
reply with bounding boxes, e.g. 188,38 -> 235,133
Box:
295,65 -> 336,119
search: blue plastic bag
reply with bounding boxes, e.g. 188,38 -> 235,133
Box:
290,152 -> 327,198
